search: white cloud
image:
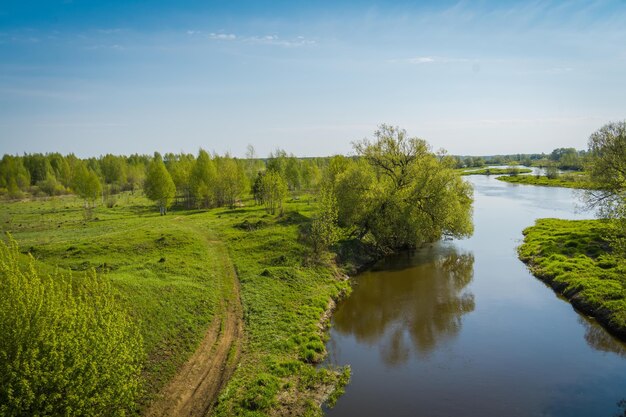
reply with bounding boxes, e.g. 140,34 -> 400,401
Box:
246,34 -> 315,47
208,33 -> 237,41
190,31 -> 315,47
391,56 -> 472,65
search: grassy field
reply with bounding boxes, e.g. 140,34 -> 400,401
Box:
0,192 -> 351,416
498,173 -> 595,189
519,218 -> 626,339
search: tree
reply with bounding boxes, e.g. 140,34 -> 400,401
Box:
310,184 -> 339,257
284,156 -> 302,191
72,162 -> 102,208
545,163 -> 560,179
189,149 -> 217,208
260,170 -> 288,215
48,153 -> 72,187
333,159 -> 377,231
335,124 -> 473,252
100,154 -> 127,188
22,154 -> 52,185
585,121 -> 626,257
144,152 -> 176,215
252,172 -> 264,205
550,147 -> 583,170
266,149 -> 288,176
0,155 -> 30,197
0,237 -> 143,416
126,162 -> 146,194
165,153 -> 194,208
216,156 -> 248,208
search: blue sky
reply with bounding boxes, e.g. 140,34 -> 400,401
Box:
1,0 -> 625,157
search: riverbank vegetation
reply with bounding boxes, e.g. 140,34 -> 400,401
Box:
497,172 -> 595,189
328,125 -> 474,253
460,167 -> 532,176
0,125 -> 472,415
519,218 -> 626,338
520,121 -> 626,340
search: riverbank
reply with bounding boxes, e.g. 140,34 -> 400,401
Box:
519,218 -> 626,340
207,197 -> 353,416
0,193 -> 353,416
460,167 -> 533,176
498,173 -> 595,189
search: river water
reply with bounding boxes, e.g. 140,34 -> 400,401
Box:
325,175 -> 626,417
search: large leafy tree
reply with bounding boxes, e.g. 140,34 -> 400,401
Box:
585,121 -> 626,256
144,152 -> 176,215
333,124 -> 473,252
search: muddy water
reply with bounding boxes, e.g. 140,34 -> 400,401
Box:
325,175 -> 626,417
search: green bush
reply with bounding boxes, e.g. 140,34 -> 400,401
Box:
0,236 -> 144,416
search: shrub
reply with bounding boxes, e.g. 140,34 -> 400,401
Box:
0,236 -> 144,416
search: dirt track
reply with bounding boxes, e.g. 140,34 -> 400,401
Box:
146,243 -> 243,417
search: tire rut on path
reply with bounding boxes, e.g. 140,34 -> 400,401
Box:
145,242 -> 243,417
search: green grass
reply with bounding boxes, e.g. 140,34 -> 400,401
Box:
459,167 -> 533,176
498,172 -> 596,189
0,192 -> 351,415
519,218 -> 626,338
205,197 -> 351,416
0,194 -> 229,407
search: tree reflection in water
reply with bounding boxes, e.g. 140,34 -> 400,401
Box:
333,244 -> 475,366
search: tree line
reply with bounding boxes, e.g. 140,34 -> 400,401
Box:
452,148 -> 587,170
0,149 -> 327,212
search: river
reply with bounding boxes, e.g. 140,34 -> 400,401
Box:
324,174 -> 626,417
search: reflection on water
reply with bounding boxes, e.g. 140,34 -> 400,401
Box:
333,245 -> 474,364
326,174 -> 626,417
580,316 -> 626,359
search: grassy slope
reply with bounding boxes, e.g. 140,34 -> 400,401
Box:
497,173 -> 595,189
0,193 -> 350,416
0,194 -> 228,408
519,218 -> 626,339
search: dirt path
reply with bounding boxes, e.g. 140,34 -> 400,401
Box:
146,243 -> 243,417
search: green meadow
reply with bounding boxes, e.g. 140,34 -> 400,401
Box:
0,193 -> 350,416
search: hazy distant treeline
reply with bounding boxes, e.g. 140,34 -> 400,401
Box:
452,147 -> 587,170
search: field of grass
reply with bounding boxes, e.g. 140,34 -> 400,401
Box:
498,173 -> 596,189
206,197 -> 352,416
0,192 -> 351,416
519,218 -> 626,339
460,167 -> 532,176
